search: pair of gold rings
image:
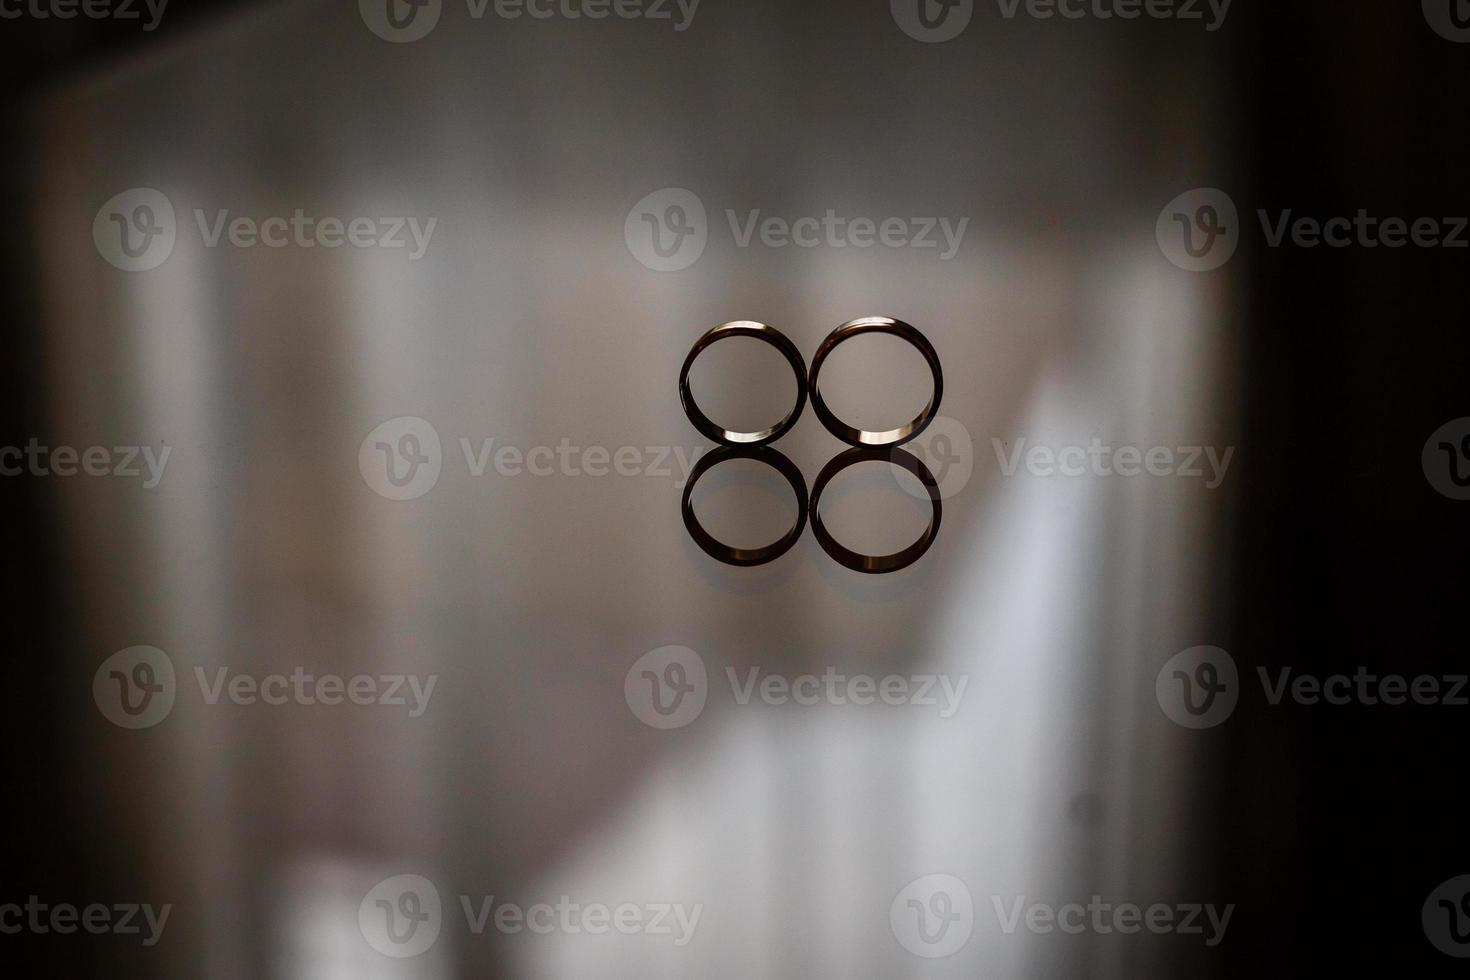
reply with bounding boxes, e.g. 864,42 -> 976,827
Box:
678,317 -> 943,574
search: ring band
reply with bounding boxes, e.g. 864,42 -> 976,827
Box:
808,317 -> 943,448
679,321 -> 808,447
808,446 -> 941,574
682,446 -> 809,566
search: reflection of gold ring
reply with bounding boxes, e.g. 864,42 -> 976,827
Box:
678,321 -> 808,447
808,317 -> 943,448
681,446 -> 808,567
808,446 -> 940,574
